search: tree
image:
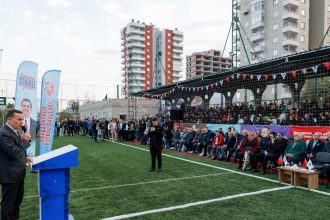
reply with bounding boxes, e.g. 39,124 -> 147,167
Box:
60,111 -> 73,120
301,77 -> 330,103
71,101 -> 80,118
6,103 -> 14,110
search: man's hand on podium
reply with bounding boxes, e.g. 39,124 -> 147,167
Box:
26,157 -> 34,165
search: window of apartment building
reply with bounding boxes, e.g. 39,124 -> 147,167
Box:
252,2 -> 265,13
301,9 -> 305,16
251,14 -> 265,25
273,11 -> 279,18
273,0 -> 278,5
273,23 -> 279,31
273,49 -> 278,56
272,36 -> 278,43
301,22 -> 305,29
300,35 -> 305,42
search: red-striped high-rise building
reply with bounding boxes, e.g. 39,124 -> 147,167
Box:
121,20 -> 183,98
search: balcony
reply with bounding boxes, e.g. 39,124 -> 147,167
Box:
282,38 -> 299,47
251,45 -> 265,53
251,21 -> 265,30
251,32 -> 265,42
283,50 -> 297,56
282,0 -> 300,8
282,24 -> 299,34
282,12 -> 299,20
127,35 -> 145,42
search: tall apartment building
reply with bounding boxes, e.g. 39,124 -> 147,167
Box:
237,0 -> 310,66
309,0 -> 330,49
186,49 -> 233,79
121,20 -> 184,98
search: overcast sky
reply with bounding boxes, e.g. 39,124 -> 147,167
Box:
0,0 -> 232,94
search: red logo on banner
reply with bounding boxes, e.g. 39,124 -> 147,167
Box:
44,81 -> 56,99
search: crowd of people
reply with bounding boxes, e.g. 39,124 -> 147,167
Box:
183,99 -> 330,126
54,116 -> 330,174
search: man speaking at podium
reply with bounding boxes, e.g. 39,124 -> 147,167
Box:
0,109 -> 32,220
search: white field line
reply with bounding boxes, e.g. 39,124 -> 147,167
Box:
103,186 -> 293,220
111,141 -> 330,196
23,172 -> 232,199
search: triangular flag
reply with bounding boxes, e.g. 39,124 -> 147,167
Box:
205,86 -> 209,90
193,88 -> 195,92
302,158 -> 307,169
283,156 -> 288,166
236,73 -> 240,79
324,61 -> 330,70
231,74 -> 235,79
291,71 -> 297,78
242,74 -> 247,80
280,72 -> 287,79
257,75 -> 261,81
264,75 -> 269,80
312,65 -> 319,73
210,84 -> 214,90
250,75 -> 254,80
285,57 -> 289,63
220,80 -> 223,85
302,68 -> 307,74
277,155 -> 283,166
225,77 -> 230,82
215,82 -> 218,86
272,74 -> 277,80
307,159 -> 314,170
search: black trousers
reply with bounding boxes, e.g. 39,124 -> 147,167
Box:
150,145 -> 162,170
1,180 -> 24,220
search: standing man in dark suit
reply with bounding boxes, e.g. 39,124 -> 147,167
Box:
148,118 -> 163,172
306,132 -> 325,163
0,109 -> 33,220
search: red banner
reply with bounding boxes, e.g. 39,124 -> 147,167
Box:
290,126 -> 330,140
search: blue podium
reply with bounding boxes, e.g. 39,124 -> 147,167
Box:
32,145 -> 78,220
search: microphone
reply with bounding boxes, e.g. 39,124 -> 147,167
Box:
22,125 -> 27,133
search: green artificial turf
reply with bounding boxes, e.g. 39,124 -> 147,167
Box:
3,136 -> 328,220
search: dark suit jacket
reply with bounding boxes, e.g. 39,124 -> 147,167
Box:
306,140 -> 325,157
0,125 -> 30,183
148,126 -> 163,148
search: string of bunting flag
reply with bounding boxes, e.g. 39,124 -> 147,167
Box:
142,60 -> 330,99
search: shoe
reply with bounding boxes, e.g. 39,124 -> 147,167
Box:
251,169 -> 258,173
149,169 -> 155,172
157,169 -> 162,172
170,147 -> 175,150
